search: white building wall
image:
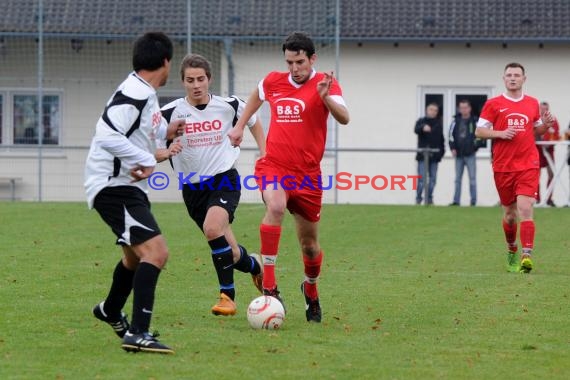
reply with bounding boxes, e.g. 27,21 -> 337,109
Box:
1,40 -> 569,205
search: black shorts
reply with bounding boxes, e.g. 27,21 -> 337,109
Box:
181,168 -> 241,230
93,186 -> 161,246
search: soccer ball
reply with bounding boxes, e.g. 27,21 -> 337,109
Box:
246,295 -> 285,330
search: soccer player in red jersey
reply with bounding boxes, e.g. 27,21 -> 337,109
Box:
228,32 -> 350,322
475,62 -> 553,273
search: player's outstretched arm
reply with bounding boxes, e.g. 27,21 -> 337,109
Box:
229,88 -> 263,147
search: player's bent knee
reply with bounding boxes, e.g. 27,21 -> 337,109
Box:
518,209 -> 533,220
504,214 -> 517,224
122,254 -> 140,270
301,242 -> 320,257
136,236 -> 170,268
266,201 -> 286,219
203,224 -> 225,241
503,208 -> 517,223
516,199 -> 534,219
147,249 -> 169,269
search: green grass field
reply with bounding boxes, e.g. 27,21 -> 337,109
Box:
1,202 -> 569,379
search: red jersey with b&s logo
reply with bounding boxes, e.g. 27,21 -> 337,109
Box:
478,94 -> 542,172
259,71 -> 344,172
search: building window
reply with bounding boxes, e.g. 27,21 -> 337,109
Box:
13,94 -> 60,145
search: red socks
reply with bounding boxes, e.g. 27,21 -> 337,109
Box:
520,220 -> 535,254
260,223 -> 324,299
303,251 -> 323,300
260,224 -> 281,290
503,219 -> 534,255
502,219 -> 518,252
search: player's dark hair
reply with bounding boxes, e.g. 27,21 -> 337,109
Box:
180,53 -> 212,81
282,31 -> 316,58
458,99 -> 471,106
504,62 -> 525,75
132,32 -> 173,72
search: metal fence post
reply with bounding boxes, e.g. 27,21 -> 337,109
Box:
187,0 -> 192,54
423,149 -> 429,206
333,0 -> 341,204
37,0 -> 44,202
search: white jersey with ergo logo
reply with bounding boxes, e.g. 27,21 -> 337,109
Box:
161,94 -> 256,183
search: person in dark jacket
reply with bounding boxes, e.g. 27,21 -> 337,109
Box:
414,102 -> 445,205
448,99 -> 480,206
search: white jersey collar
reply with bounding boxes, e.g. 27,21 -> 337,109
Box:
131,71 -> 154,90
288,69 -> 317,88
501,93 -> 525,102
185,93 -> 212,109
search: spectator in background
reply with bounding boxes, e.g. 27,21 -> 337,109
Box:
448,99 -> 480,206
536,101 -> 560,207
414,103 -> 445,205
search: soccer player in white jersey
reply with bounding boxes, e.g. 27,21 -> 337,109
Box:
161,54 -> 266,316
85,32 -> 184,354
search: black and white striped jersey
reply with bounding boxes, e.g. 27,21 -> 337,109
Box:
85,72 -> 167,208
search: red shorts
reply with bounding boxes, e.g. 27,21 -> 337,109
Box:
494,169 -> 539,206
254,158 -> 323,222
